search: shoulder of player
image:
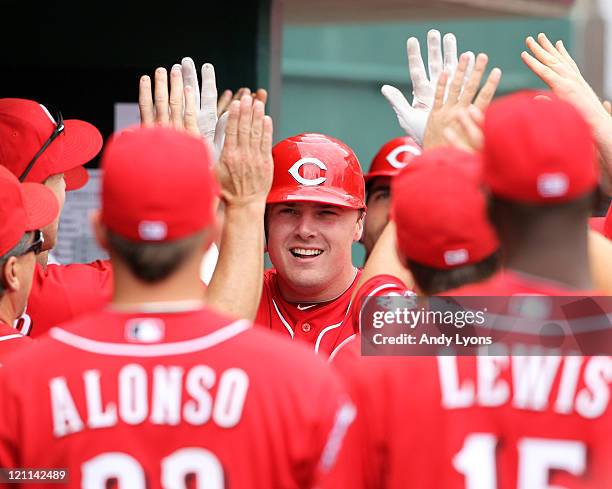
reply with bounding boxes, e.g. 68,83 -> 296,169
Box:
356,274 -> 411,299
40,260 -> 112,283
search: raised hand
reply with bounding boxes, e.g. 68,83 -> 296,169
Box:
521,33 -> 610,141
423,52 -> 501,149
216,96 -> 274,208
381,29 -> 475,145
138,66 -> 199,139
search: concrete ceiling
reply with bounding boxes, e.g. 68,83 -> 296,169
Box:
284,0 -> 574,24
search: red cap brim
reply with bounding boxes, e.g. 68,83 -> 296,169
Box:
20,182 -> 60,231
64,165 -> 89,191
267,186 -> 365,209
45,119 -> 101,188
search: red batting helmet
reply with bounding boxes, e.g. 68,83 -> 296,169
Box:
366,136 -> 422,182
267,133 -> 365,209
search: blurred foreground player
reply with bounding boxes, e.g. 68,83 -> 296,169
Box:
0,127 -> 353,488
322,93 -> 611,489
344,147 -> 499,339
0,98 -> 108,336
0,167 -> 59,359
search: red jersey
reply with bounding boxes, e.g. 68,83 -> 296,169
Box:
322,272 -> 609,487
345,274 -> 415,342
444,269 -> 597,296
0,321 -> 32,363
0,305 -> 353,489
324,337 -> 612,489
255,268 -> 362,357
25,261 -> 113,338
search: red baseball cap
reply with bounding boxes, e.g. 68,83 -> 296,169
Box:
268,133 -> 365,209
483,91 -> 598,204
101,126 -> 219,242
0,98 -> 102,191
0,166 -> 60,256
391,147 -> 499,269
366,136 -> 422,182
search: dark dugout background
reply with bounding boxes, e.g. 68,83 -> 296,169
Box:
0,0 -> 275,167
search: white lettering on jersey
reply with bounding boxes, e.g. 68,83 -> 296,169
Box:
576,356 -> 612,419
150,366 -> 184,425
212,368 -> 249,428
84,370 -> 118,429
477,356 -> 510,407
554,356 -> 583,414
183,365 -> 216,425
50,377 -> 85,437
119,364 -> 148,425
438,354 -> 612,418
439,357 -> 475,409
50,365 -> 250,438
512,356 -> 562,411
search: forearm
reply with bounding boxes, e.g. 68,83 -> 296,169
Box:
352,222 -> 414,302
206,202 -> 266,320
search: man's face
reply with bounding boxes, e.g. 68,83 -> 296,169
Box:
266,202 -> 363,297
41,173 -> 66,250
363,176 -> 392,258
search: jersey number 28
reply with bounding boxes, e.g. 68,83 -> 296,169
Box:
82,448 -> 223,488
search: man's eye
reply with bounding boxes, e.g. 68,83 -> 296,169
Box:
280,208 -> 297,215
320,210 -> 338,216
374,190 -> 390,201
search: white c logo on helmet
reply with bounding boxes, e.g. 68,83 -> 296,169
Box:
288,157 -> 327,186
386,144 -> 422,169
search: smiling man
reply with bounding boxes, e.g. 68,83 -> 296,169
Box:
255,133 -> 366,356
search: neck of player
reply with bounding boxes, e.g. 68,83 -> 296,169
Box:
279,265 -> 358,303
503,224 -> 593,291
110,252 -> 206,307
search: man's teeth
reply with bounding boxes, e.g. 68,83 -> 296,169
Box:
291,248 -> 323,257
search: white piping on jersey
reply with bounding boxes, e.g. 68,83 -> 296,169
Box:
0,334 -> 23,342
273,294 -> 355,354
108,300 -> 206,314
48,319 -> 251,357
272,299 -> 294,338
315,297 -> 354,354
357,283 -> 405,334
273,268 -> 359,350
328,334 -> 356,362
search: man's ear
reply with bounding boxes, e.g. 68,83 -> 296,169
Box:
353,210 -> 365,243
1,257 -> 19,293
90,210 -> 109,251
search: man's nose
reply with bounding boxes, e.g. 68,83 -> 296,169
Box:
295,213 -> 317,240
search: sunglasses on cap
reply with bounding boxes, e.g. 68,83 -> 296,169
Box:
18,107 -> 65,183
1,230 -> 44,264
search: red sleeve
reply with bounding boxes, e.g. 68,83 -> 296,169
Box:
319,343 -> 386,489
352,274 -> 413,334
308,371 -> 357,489
27,261 -> 113,337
